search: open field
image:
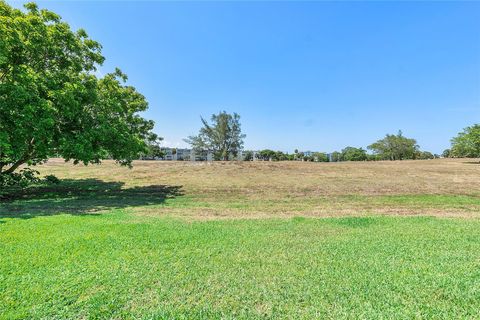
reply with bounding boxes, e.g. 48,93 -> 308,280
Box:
2,158 -> 479,220
1,159 -> 480,318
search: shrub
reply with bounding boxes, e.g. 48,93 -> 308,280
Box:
0,168 -> 40,198
44,175 -> 61,184
0,170 -> 61,198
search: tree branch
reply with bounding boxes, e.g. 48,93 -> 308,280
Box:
2,138 -> 36,174
3,158 -> 26,174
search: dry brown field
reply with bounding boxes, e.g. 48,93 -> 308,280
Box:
7,158 -> 478,220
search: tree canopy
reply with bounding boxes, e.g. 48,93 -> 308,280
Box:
367,131 -> 419,160
329,151 -> 342,162
312,152 -> 329,162
185,111 -> 245,161
0,2 -> 157,180
256,149 -> 276,161
416,151 -> 435,160
341,147 -> 368,161
450,124 -> 480,158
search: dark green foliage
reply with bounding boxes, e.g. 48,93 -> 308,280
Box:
450,124 -> 480,158
185,111 -> 245,161
0,2 -> 157,182
275,151 -> 291,161
256,150 -> 294,161
341,146 -> 368,161
329,151 -> 342,162
366,154 -> 381,161
0,168 -> 39,197
0,169 -> 61,198
257,149 -> 276,161
312,152 -> 329,162
243,151 -> 253,161
416,151 -> 434,160
44,174 -> 60,184
255,151 -> 328,162
140,138 -> 165,160
368,131 -> 419,160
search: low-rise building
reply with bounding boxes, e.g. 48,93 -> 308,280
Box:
152,148 -> 253,161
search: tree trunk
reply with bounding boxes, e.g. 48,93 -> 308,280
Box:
3,159 -> 26,174
3,138 -> 36,174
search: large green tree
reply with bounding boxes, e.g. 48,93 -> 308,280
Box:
450,124 -> 480,158
341,146 -> 368,161
368,131 -> 419,160
185,111 -> 245,161
257,149 -> 276,161
0,2 -> 157,180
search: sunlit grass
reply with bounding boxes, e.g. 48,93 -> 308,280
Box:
1,214 -> 479,318
1,159 -> 479,318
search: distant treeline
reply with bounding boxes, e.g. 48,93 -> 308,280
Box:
245,131 -> 438,162
246,149 -> 437,162
144,110 -> 479,162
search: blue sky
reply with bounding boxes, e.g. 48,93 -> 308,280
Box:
9,1 -> 480,153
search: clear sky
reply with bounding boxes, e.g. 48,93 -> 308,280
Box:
9,1 -> 480,153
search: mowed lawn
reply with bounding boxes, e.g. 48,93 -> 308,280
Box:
1,159 -> 480,318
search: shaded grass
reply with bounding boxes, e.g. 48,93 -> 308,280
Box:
1,159 -> 480,318
1,214 -> 479,319
0,179 -> 183,219
3,175 -> 479,221
11,158 -> 477,219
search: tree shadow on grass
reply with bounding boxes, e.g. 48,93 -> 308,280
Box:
0,179 -> 184,221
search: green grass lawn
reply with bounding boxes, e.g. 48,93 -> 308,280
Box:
1,213 -> 479,319
1,160 -> 480,319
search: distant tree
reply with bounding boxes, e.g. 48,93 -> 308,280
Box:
450,124 -> 480,158
185,111 -> 246,161
293,149 -> 304,161
366,154 -> 381,161
330,151 -> 342,162
274,151 -> 288,161
341,147 -> 368,161
442,149 -> 451,158
368,131 -> 419,160
416,151 -> 434,160
257,149 -> 276,161
313,152 -> 329,162
243,151 -> 253,161
0,2 -> 157,188
141,138 -> 164,160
